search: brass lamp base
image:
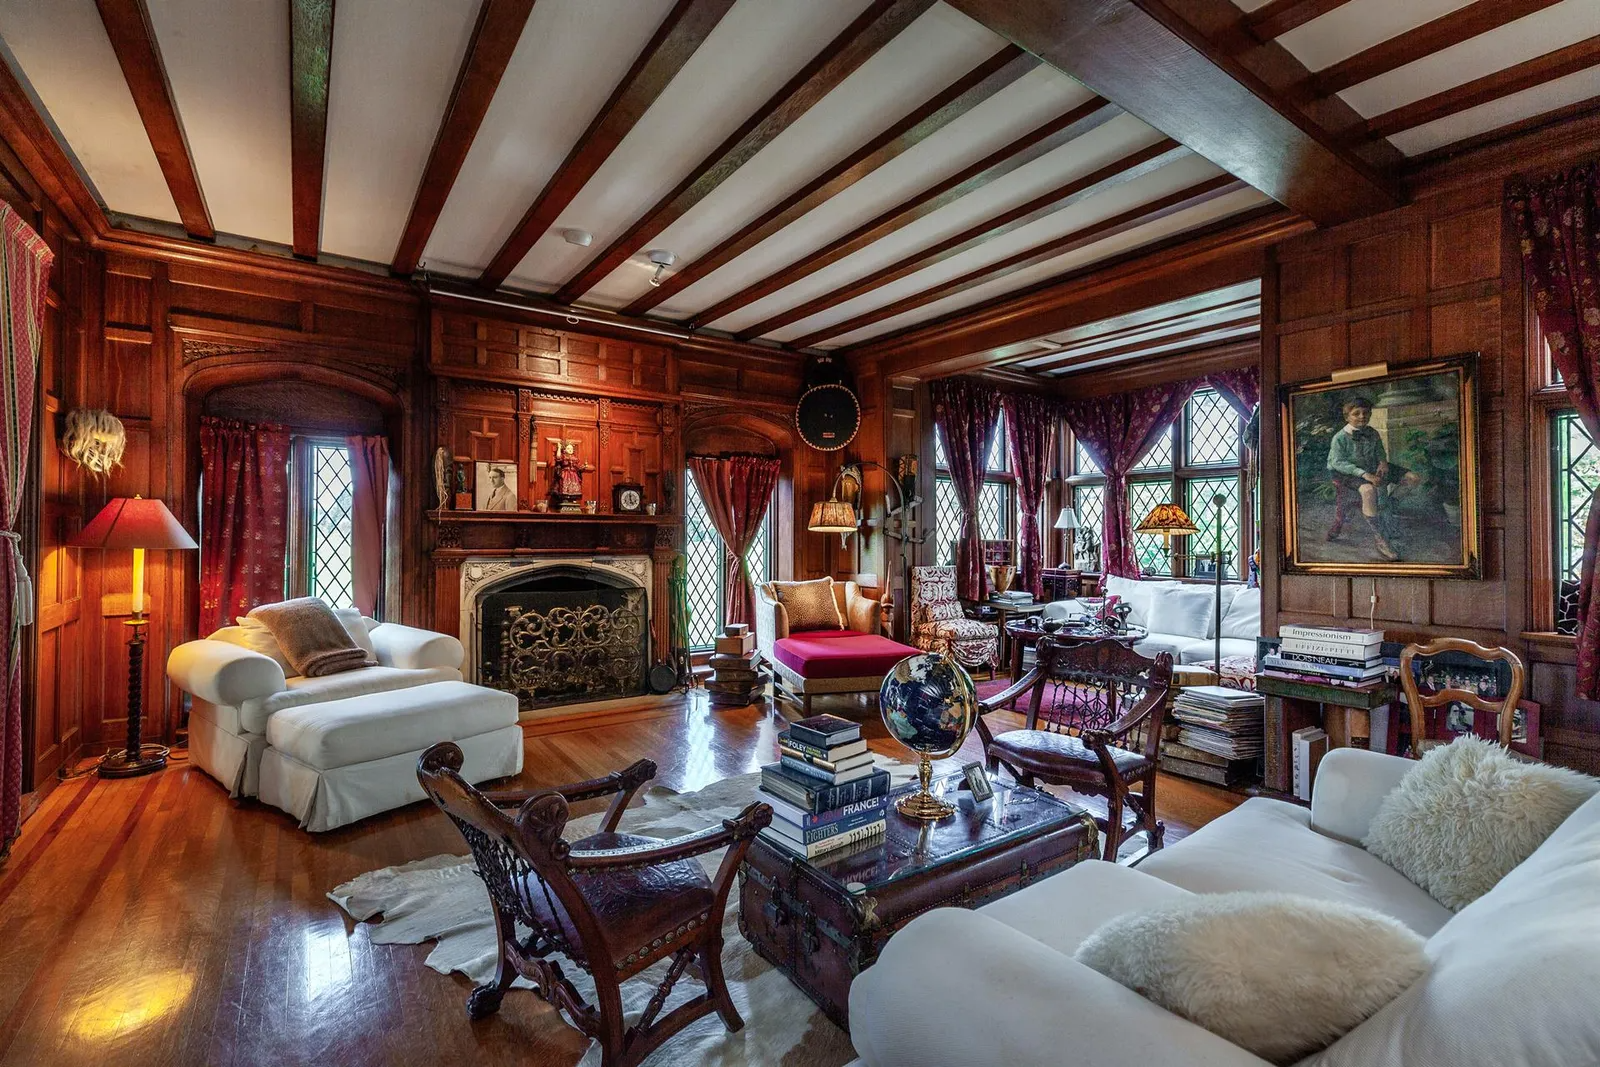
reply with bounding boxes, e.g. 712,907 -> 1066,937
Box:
98,743 -> 170,778
895,753 -> 955,821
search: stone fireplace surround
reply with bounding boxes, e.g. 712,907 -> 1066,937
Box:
459,555 -> 653,710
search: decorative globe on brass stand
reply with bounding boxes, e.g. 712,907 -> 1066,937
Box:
878,652 -> 977,821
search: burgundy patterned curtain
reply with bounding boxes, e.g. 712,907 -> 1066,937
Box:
199,418 -> 291,635
1207,367 -> 1259,418
0,206 -> 51,859
1061,383 -> 1196,577
1510,163 -> 1600,697
1003,391 -> 1056,598
346,434 -> 389,618
688,454 -> 781,628
931,377 -> 1001,600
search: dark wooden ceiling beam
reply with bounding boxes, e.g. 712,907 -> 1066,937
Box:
552,0 -> 938,304
1317,0 -> 1562,95
1365,34 -> 1600,139
737,137 -> 1187,340
289,0 -> 335,259
94,0 -> 213,239
1243,0 -> 1352,41
390,0 -> 538,275
477,0 -> 735,292
686,96 -> 1118,328
621,44 -> 1036,315
788,173 -> 1243,348
945,0 -> 1400,225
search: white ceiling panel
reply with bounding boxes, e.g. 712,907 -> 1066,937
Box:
0,0 -> 178,223
420,0 -> 680,278
502,0 -> 878,293
1275,0 -> 1473,73
766,152 -> 1222,343
576,3 -> 1005,309
816,185 -> 1270,349
707,111 -> 1170,333
1339,0 -> 1600,118
1388,64 -> 1600,156
649,64 -> 1095,320
320,0 -> 480,264
144,0 -> 292,243
1039,280 -> 1259,346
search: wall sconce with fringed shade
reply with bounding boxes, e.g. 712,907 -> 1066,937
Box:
71,496 -> 197,778
807,499 -> 859,547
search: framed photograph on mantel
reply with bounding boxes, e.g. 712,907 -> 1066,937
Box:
1280,354 -> 1480,578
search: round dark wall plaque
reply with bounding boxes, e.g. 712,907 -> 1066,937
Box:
795,383 -> 860,452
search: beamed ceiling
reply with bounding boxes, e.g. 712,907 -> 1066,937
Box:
1,0 -> 1595,368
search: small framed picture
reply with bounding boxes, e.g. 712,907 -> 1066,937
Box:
475,461 -> 519,512
961,761 -> 994,802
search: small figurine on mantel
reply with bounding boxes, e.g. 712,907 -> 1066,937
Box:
542,438 -> 594,513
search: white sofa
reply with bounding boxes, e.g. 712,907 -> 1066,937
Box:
848,747 -> 1600,1066
168,617 -> 523,830
1045,574 -> 1260,665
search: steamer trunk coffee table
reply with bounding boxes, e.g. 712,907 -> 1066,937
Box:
738,773 -> 1097,1030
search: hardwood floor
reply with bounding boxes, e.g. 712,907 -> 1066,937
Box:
0,691 -> 1244,1067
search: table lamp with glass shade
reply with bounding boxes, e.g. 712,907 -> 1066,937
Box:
1136,497 -> 1230,675
71,496 -> 198,777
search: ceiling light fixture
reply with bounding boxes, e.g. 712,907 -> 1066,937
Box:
646,249 -> 676,287
562,229 -> 593,247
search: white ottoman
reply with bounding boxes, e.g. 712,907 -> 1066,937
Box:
257,680 -> 522,831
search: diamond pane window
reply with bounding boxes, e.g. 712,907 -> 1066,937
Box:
934,477 -> 962,565
1127,479 -> 1174,577
1132,426 -> 1172,472
683,475 -> 724,651
1186,475 -> 1242,581
1184,388 -> 1240,467
308,444 -> 355,607
986,418 -> 1008,472
1554,410 -> 1599,634
1074,440 -> 1101,476
978,481 -> 1007,542
1074,483 -> 1104,570
934,425 -> 948,469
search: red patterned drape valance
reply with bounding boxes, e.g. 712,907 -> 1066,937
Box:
199,418 -> 291,635
931,377 -> 1002,600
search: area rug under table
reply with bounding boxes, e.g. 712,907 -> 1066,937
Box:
329,760 -> 916,1067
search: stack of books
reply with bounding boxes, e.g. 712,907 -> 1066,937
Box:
758,714 -> 890,859
1261,625 -> 1388,689
1162,685 -> 1265,785
705,626 -> 768,708
1292,725 -> 1330,802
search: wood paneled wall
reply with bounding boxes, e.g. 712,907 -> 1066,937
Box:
1261,167 -> 1600,772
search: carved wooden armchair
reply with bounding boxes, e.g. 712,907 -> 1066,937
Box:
1399,637 -> 1526,756
974,637 -> 1173,861
417,743 -> 771,1067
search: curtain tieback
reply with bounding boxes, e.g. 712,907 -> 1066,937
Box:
0,530 -> 31,630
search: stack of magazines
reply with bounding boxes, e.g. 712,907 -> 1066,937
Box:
758,714 -> 889,859
1163,686 -> 1264,785
1261,625 -> 1387,689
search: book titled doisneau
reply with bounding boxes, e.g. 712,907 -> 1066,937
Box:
765,803 -> 889,846
1274,647 -> 1384,669
785,713 -> 862,750
759,763 -> 891,813
758,819 -> 886,860
761,791 -> 890,831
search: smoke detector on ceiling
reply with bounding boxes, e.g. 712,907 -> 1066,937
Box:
562,228 -> 593,247
646,249 -> 677,287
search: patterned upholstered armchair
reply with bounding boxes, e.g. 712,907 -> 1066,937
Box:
910,566 -> 998,676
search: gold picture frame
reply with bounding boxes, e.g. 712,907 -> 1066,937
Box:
1280,354 -> 1480,578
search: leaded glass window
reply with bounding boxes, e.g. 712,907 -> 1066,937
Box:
1128,479 -> 1174,577
1074,441 -> 1101,476
934,477 -> 962,565
1184,389 -> 1240,467
1554,410 -> 1598,635
683,471 -> 775,650
1185,475 -> 1242,581
932,414 -> 1014,577
308,444 -> 355,606
1073,483 -> 1104,570
1132,427 -> 1172,472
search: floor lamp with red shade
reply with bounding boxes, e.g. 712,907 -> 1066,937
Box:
71,496 -> 198,777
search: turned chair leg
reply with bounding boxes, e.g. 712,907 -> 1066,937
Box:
700,938 -> 744,1032
467,901 -> 520,1020
1102,791 -> 1125,862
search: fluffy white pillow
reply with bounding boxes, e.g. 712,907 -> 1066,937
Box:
1074,891 -> 1427,1064
1363,734 -> 1599,910
1220,585 -> 1261,639
216,621 -> 293,674
1147,582 -> 1217,639
1103,576 -> 1175,629
331,607 -> 376,656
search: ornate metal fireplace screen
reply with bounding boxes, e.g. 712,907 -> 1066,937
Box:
479,571 -> 647,711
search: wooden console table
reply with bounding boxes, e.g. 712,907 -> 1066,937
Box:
1257,674 -> 1397,794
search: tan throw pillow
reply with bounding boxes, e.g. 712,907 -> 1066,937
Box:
773,577 -> 843,632
1075,891 -> 1427,1064
1364,734 -> 1599,910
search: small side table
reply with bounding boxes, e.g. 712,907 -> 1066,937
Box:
1256,674 -> 1397,794
972,599 -> 1039,673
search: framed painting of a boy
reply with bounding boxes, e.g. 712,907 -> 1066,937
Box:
1280,355 -> 1481,578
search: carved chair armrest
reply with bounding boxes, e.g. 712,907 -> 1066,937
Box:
1100,687 -> 1167,742
977,668 -> 1039,717
565,802 -> 773,873
483,759 -> 658,832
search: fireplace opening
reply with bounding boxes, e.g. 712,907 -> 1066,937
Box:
477,565 -> 647,711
